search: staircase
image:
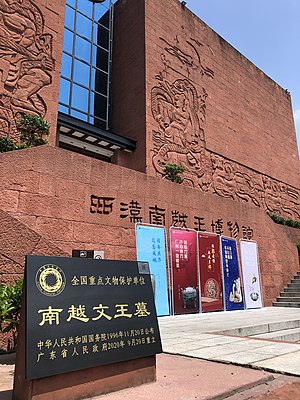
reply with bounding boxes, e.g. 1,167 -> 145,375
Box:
219,319 -> 300,343
273,272 -> 300,308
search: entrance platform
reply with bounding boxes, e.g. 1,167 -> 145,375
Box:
159,307 -> 300,376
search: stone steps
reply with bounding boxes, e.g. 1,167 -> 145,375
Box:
253,326 -> 300,342
287,283 -> 300,289
273,302 -> 300,308
218,319 -> 300,337
279,292 -> 300,297
276,296 -> 300,302
273,272 -> 300,309
218,319 -> 300,343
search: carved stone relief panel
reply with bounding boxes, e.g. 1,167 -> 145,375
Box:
0,0 -> 54,141
151,34 -> 299,220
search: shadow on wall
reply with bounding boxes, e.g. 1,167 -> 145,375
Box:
0,209 -> 67,352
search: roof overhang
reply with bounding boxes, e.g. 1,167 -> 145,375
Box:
57,112 -> 136,159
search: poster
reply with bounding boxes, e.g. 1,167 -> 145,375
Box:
240,240 -> 263,309
170,228 -> 199,315
221,237 -> 245,311
136,224 -> 169,316
198,232 -> 223,312
26,256 -> 162,379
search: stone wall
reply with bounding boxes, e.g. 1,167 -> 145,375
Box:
111,0 -> 146,172
0,208 -> 66,351
112,0 -> 300,220
0,209 -> 67,285
0,146 -> 299,308
0,0 -> 65,144
0,1 -> 299,345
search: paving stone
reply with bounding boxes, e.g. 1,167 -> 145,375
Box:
253,351 -> 300,376
159,308 -> 300,375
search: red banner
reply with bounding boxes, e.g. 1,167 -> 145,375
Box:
198,232 -> 224,312
170,228 -> 199,314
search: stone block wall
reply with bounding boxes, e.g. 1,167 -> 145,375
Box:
0,209 -> 67,285
111,0 -> 147,172
0,145 -> 299,308
0,208 -> 66,351
0,1 -> 299,350
112,0 -> 300,220
0,0 -> 65,145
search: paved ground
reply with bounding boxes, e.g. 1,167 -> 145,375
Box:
1,353 -> 299,400
1,307 -> 300,399
0,354 -> 14,400
159,307 -> 300,376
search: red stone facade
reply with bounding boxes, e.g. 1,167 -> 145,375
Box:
0,0 -> 299,344
0,0 -> 65,145
0,208 -> 66,350
0,145 -> 299,310
112,0 -> 299,220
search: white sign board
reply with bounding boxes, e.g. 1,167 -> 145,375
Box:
240,240 -> 263,309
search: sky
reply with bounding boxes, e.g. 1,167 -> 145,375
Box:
184,0 -> 300,155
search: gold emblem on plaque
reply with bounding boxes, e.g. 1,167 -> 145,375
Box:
35,265 -> 66,296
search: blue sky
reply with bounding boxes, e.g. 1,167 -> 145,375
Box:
185,0 -> 300,154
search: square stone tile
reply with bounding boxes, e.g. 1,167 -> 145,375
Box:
253,351 -> 300,376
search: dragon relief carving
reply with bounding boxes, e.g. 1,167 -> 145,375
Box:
210,158 -> 300,219
0,0 -> 54,140
151,35 -> 300,220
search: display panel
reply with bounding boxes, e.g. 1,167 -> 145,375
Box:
170,228 -> 199,315
198,232 -> 223,312
240,240 -> 263,309
136,224 -> 170,316
220,237 -> 245,311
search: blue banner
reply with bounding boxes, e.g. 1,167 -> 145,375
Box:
136,224 -> 170,316
221,237 -> 245,311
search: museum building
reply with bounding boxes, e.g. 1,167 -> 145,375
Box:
0,0 -> 300,338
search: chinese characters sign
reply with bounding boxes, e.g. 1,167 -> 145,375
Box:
135,225 -> 169,316
220,238 -> 245,311
170,228 -> 199,315
240,240 -> 263,309
25,256 -> 162,379
90,195 -> 254,240
198,232 -> 223,313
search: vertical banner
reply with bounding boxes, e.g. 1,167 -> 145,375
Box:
170,228 -> 199,315
221,237 -> 245,311
198,232 -> 224,312
240,240 -> 263,309
136,224 -> 169,316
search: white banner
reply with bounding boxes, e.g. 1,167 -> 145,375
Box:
240,240 -> 263,309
